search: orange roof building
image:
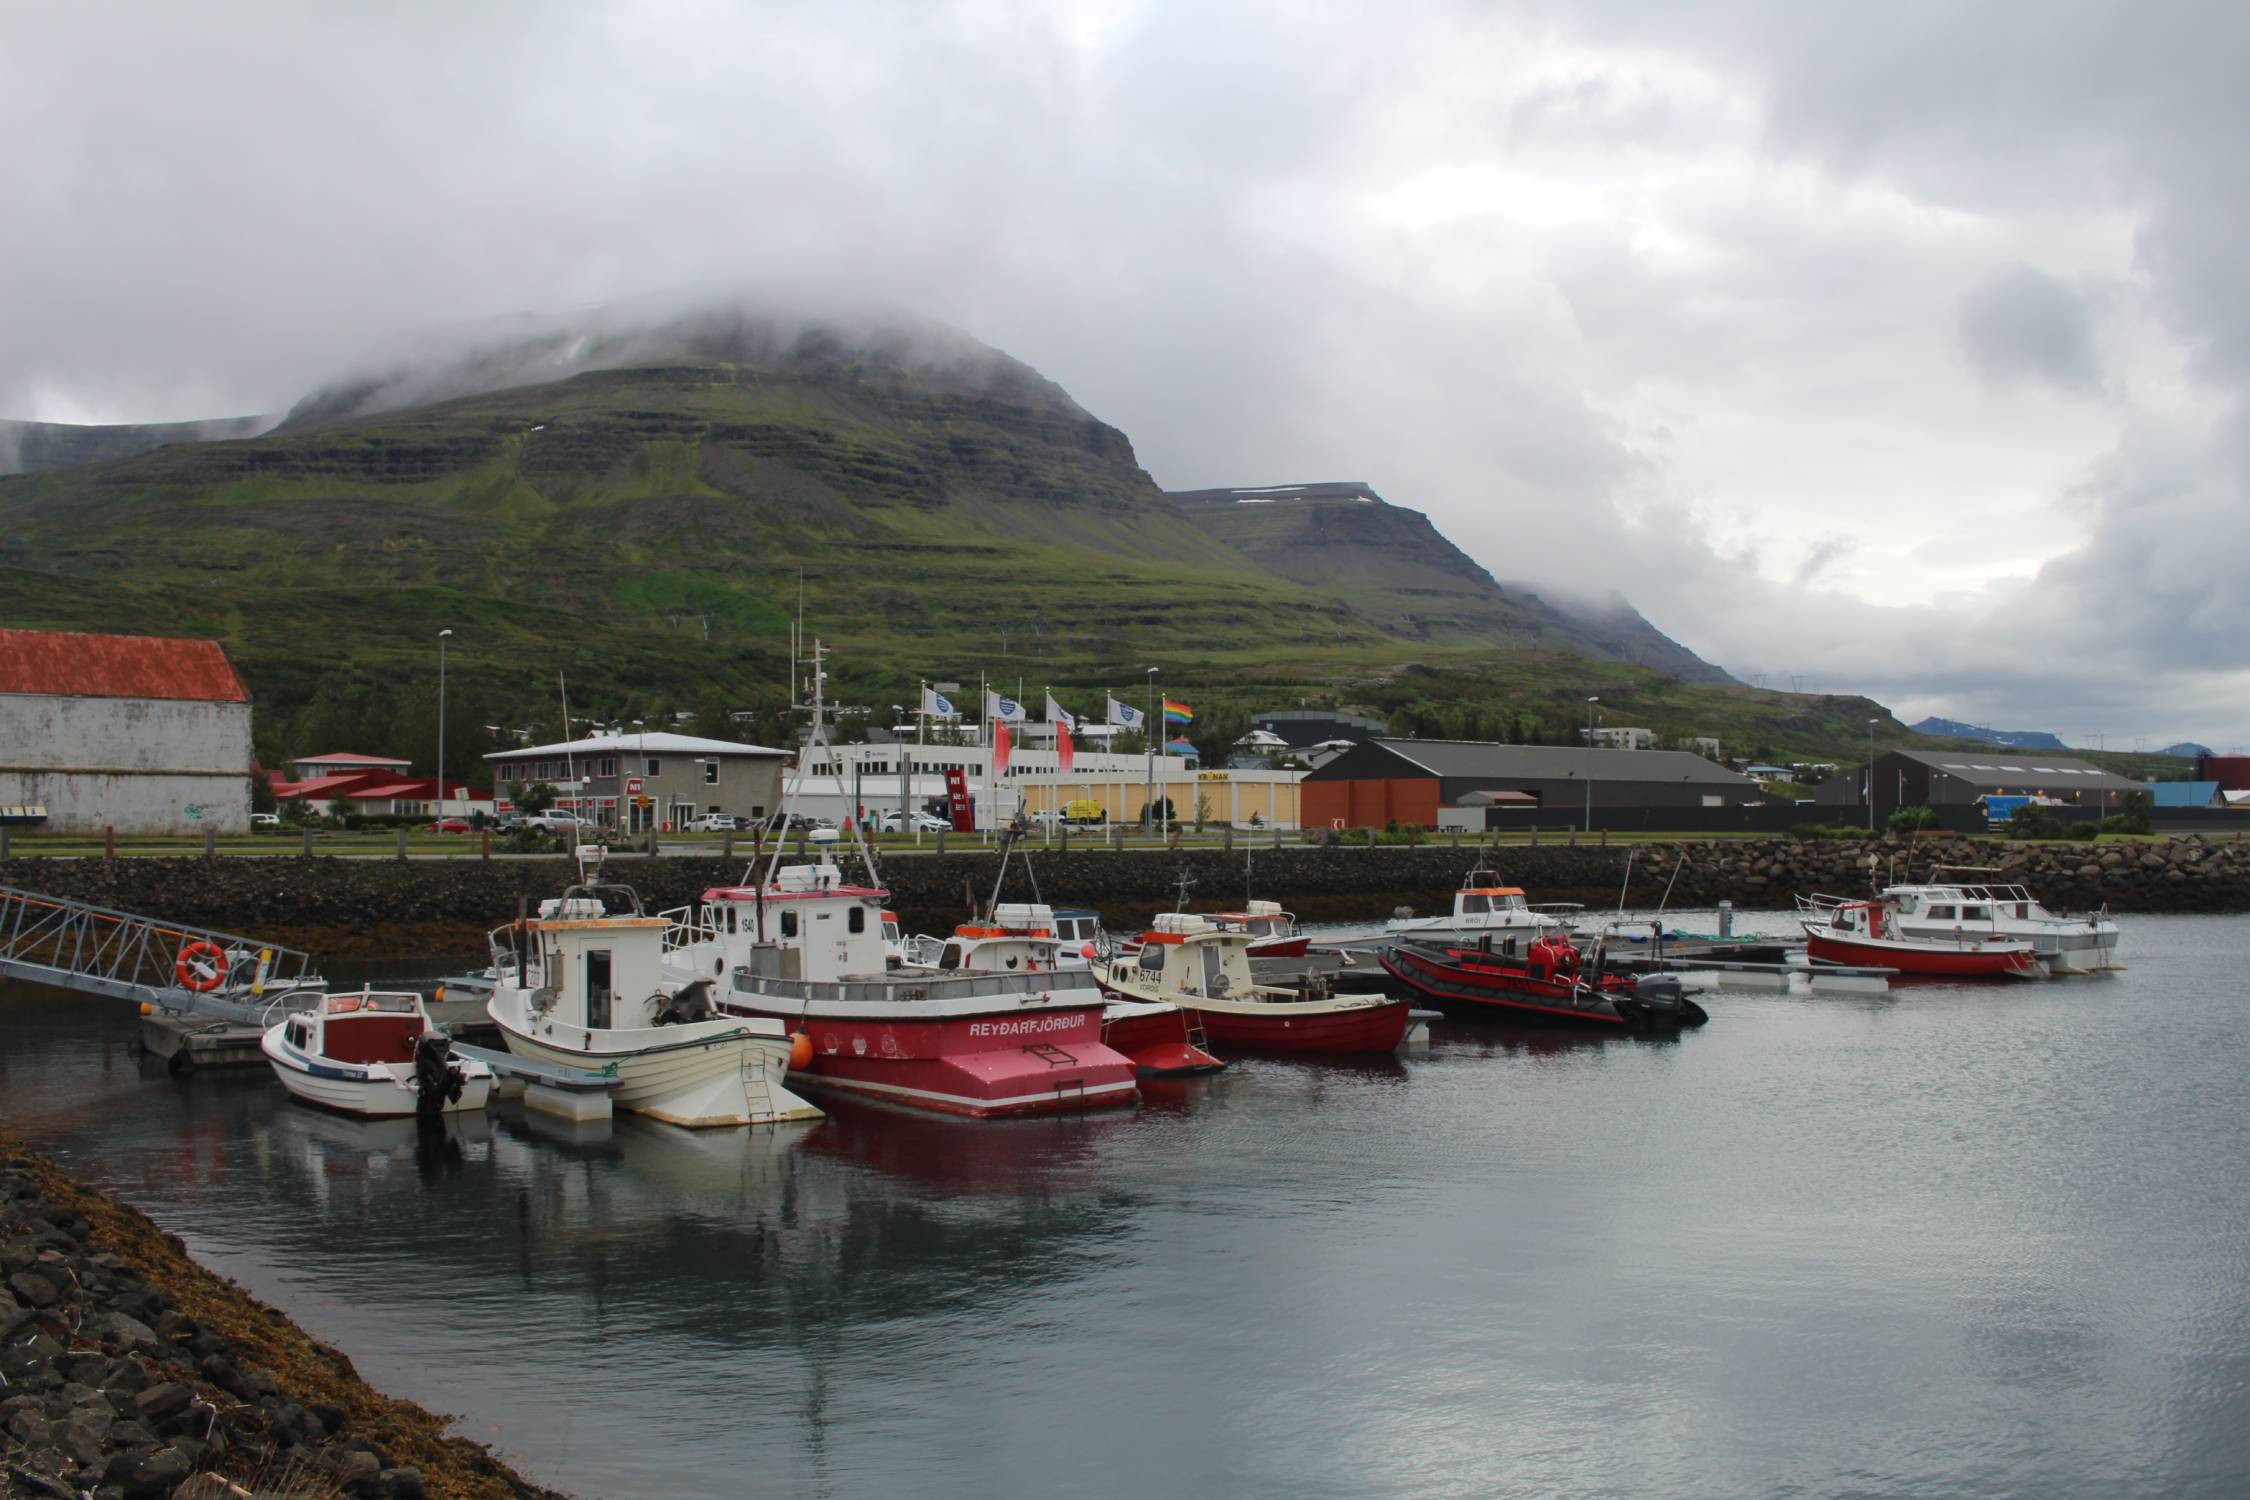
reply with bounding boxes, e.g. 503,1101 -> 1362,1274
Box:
0,629 -> 254,835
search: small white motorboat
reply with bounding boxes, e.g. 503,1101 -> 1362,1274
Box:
261,989 -> 494,1117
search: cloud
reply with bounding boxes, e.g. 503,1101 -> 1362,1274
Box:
1958,265 -> 2103,393
2,1 -> 2247,743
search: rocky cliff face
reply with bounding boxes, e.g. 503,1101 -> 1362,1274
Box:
1169,483 -> 1734,682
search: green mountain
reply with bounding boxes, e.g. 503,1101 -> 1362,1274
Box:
0,305 -> 1898,765
1168,482 -> 1732,683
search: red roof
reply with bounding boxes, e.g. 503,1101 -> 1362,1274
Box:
0,629 -> 248,703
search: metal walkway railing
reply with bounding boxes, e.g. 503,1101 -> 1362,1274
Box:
0,885 -> 325,1026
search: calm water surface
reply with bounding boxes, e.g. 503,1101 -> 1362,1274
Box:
4,910 -> 2248,1499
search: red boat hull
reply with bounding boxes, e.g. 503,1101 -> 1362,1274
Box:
1103,1008 -> 1225,1076
1804,931 -> 2040,978
717,1000 -> 1139,1118
1246,936 -> 1311,959
1378,944 -> 1704,1030
1180,999 -> 1413,1054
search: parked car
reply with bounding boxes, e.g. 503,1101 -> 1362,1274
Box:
879,811 -> 951,833
525,811 -> 587,833
428,817 -> 474,834
250,812 -> 280,829
1026,809 -> 1062,827
684,813 -> 740,832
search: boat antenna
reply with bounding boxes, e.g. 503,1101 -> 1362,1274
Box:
558,673 -> 580,823
1173,867 -> 1194,911
1614,848 -> 1636,921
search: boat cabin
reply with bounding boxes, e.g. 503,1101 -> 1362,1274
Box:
673,860 -> 893,984
1884,883 -> 2038,924
1209,899 -> 1298,940
501,895 -> 674,1032
1052,907 -> 1107,954
1456,885 -> 1532,919
1118,913 -> 1257,1000
280,990 -> 434,1066
928,902 -> 1072,974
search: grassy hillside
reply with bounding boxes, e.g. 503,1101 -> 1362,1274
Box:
0,314 -> 1925,769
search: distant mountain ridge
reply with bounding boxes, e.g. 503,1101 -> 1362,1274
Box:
2158,742 -> 2213,759
1911,716 -> 2069,751
0,415 -> 273,476
1168,482 -> 1734,684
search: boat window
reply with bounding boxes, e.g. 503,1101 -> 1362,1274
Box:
781,910 -> 798,938
1462,894 -> 1491,915
1961,906 -> 1988,921
1247,919 -> 1273,937
848,906 -> 866,934
1201,944 -> 1227,995
1138,945 -> 1165,973
1928,905 -> 1956,920
938,941 -> 963,972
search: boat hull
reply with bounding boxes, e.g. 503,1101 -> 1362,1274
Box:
1804,930 -> 2042,978
717,997 -> 1140,1118
489,1004 -> 818,1128
1245,935 -> 1311,959
260,1030 -> 493,1118
1183,999 -> 1414,1053
1378,945 -> 1707,1031
1103,1003 -> 1225,1077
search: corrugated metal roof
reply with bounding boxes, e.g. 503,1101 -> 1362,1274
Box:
1362,739 -> 1758,786
0,628 -> 248,703
1892,747 -> 2144,792
2146,780 -> 2222,807
488,731 -> 787,760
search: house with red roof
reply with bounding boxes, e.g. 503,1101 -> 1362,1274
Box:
0,628 -> 253,834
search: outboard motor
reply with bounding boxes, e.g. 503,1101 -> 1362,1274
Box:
1625,973 -> 1710,1031
412,1032 -> 466,1119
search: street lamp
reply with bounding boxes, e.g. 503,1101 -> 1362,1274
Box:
1584,696 -> 1599,833
436,629 -> 454,821
1867,718 -> 1878,831
1145,667 -> 1161,835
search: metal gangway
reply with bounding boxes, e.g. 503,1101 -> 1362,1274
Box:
0,885 -> 327,1027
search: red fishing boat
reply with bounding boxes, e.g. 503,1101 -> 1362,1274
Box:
660,862 -> 1140,1118
1099,913 -> 1413,1054
1115,899 -> 1310,960
1378,937 -> 1708,1032
1797,895 -> 2043,978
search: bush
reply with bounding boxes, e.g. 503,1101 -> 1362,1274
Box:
2005,806 -> 2067,840
1793,823 -> 1877,840
1886,805 -> 1941,835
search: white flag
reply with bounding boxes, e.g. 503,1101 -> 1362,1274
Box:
1045,694 -> 1076,729
922,686 -> 956,718
1107,696 -> 1145,729
986,690 -> 1027,722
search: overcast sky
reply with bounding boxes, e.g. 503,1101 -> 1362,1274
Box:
5,1 -> 2245,747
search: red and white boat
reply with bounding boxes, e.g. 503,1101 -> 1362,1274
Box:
907,902 -> 1223,1077
1377,937 -> 1708,1032
661,862 -> 1140,1118
1797,895 -> 2044,978
1099,912 -> 1413,1054
1115,898 -> 1309,959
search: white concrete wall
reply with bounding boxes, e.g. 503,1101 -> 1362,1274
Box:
0,693 -> 252,834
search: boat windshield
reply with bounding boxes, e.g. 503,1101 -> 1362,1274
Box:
1461,894 -> 1492,915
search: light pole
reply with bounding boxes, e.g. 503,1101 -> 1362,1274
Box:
1584,696 -> 1599,834
633,718 -> 647,838
1867,718 -> 1878,831
436,629 -> 453,821
1145,667 -> 1160,834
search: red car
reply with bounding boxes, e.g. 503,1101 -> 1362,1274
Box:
428,818 -> 474,834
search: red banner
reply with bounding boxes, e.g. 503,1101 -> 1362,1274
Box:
1056,719 -> 1074,775
943,766 -> 974,831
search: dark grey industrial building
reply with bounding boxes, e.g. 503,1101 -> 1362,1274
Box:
1815,748 -> 2146,814
1251,708 -> 1389,749
1302,739 -> 1770,828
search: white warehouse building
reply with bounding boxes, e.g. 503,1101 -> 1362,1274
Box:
0,628 -> 255,835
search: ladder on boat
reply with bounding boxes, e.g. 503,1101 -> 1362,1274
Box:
0,885 -> 325,1027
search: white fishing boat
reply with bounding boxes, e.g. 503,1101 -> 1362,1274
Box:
261,989 -> 494,1118
1874,866 -> 2121,974
1385,867 -> 1577,944
486,849 -> 821,1128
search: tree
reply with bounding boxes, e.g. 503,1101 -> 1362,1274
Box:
250,775 -> 278,815
515,780 -> 560,816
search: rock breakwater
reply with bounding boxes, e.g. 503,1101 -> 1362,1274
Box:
0,1138 -> 560,1499
2,833 -> 2243,956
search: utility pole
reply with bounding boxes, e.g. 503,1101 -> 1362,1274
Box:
1146,666 -> 1161,836
1584,695 -> 1599,834
436,629 -> 453,821
1867,718 -> 1878,831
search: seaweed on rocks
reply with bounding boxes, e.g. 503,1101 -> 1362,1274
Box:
0,1134 -> 566,1500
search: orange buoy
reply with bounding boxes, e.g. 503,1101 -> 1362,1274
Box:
788,1032 -> 814,1070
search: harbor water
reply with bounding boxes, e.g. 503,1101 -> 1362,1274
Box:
5,911 -> 2249,1499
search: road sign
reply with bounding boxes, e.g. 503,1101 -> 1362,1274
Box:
635,795 -> 653,810
626,778 -> 644,795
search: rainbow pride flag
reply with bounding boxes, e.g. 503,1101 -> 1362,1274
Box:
1162,697 -> 1193,725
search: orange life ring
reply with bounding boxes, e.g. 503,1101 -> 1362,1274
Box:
175,941 -> 228,993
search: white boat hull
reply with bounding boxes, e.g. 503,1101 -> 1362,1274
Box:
261,1030 -> 493,1118
489,993 -> 819,1128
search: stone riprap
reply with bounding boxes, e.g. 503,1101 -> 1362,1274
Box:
0,1143 -> 559,1500
1,834 -> 2243,954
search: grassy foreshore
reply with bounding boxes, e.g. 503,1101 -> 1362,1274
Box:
0,1133 -> 563,1500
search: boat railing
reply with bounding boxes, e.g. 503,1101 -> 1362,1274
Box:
659,905 -> 722,953
732,969 -> 1102,1006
